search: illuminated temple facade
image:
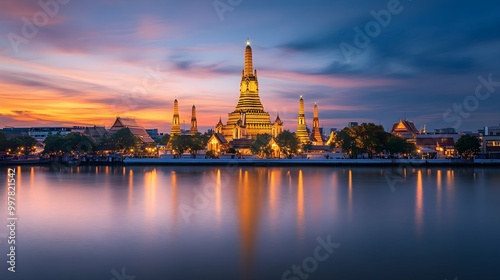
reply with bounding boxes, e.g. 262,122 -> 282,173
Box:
215,41 -> 283,142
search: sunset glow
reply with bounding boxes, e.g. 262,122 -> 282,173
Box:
1,0 -> 499,132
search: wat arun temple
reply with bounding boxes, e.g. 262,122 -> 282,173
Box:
170,41 -> 328,147
214,41 -> 283,141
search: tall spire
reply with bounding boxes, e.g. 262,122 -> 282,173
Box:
190,104 -> 198,135
171,99 -> 181,136
311,103 -> 323,145
235,41 -> 263,111
244,40 -> 253,77
296,95 -> 309,144
299,95 -> 305,115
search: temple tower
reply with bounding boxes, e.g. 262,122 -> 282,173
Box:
311,103 -> 324,145
273,114 -> 284,138
219,40 -> 282,141
296,96 -> 309,144
171,99 -> 181,136
190,104 -> 198,135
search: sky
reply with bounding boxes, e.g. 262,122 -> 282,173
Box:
1,0 -> 499,134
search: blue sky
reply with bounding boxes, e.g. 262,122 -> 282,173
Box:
1,0 -> 499,133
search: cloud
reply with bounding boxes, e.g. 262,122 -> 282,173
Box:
1,0 -> 499,132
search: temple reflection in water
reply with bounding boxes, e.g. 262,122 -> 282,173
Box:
10,165 -> 499,279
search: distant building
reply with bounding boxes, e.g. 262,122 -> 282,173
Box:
390,119 -> 419,140
146,129 -> 160,140
415,134 -> 460,158
207,133 -> 229,156
170,99 -> 181,136
28,126 -> 86,142
28,127 -> 73,142
348,122 -> 358,127
231,138 -> 253,155
1,127 -> 30,138
311,103 -> 324,145
83,126 -> 108,142
390,119 -> 463,158
3,126 -> 107,143
190,104 -> 198,135
296,96 -> 310,144
109,117 -> 155,144
434,127 -> 456,134
481,125 -> 500,158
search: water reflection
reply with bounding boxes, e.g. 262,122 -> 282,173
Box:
297,169 -> 305,238
238,169 -> 262,280
170,170 -> 178,225
348,169 -> 353,219
415,170 -> 423,236
268,168 -> 280,233
216,169 -> 222,224
128,169 -> 134,206
3,166 -> 500,280
436,169 -> 442,222
144,169 -> 158,221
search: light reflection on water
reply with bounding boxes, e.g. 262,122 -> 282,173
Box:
1,165 -> 499,280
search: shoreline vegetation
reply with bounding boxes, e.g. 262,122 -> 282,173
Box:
1,157 -> 499,167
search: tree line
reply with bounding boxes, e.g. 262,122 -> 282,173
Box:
332,123 -> 417,158
0,124 -> 482,159
0,132 -> 37,156
249,123 -> 481,159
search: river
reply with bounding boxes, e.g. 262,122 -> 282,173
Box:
0,165 -> 499,280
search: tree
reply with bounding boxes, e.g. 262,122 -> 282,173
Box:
43,133 -> 66,154
336,128 -> 361,158
250,134 -> 272,158
335,123 -> 389,158
276,131 -> 299,158
189,133 -> 209,158
385,135 -> 416,156
110,128 -> 141,152
170,133 -> 208,158
455,135 -> 480,159
43,133 -> 96,154
7,135 -> 37,155
358,123 -> 389,158
156,133 -> 170,145
61,133 -> 95,153
170,135 -> 191,156
328,131 -> 339,151
0,132 -> 8,151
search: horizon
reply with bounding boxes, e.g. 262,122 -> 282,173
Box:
1,0 -> 499,134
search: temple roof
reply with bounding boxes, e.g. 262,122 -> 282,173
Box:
391,119 -> 419,136
274,114 -> 283,125
83,125 -> 107,141
216,116 -> 223,126
211,133 -> 228,144
109,117 -> 154,144
110,117 -> 142,129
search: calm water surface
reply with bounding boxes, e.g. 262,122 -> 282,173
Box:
1,165 -> 499,280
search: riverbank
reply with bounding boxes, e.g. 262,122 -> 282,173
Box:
2,158 -> 499,167
123,158 -> 500,167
